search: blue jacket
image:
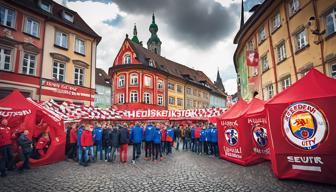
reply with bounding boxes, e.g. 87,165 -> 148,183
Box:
93,127 -> 103,142
200,129 -> 206,142
211,128 -> 218,143
144,124 -> 155,142
205,128 -> 211,142
191,127 -> 195,139
130,125 -> 143,144
153,128 -> 162,144
77,126 -> 84,146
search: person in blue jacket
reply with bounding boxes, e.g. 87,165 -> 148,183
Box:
77,124 -> 84,163
165,125 -> 174,155
199,127 -> 206,155
153,125 -> 162,161
205,124 -> 212,155
191,125 -> 195,152
130,122 -> 143,164
93,123 -> 103,160
211,125 -> 218,157
144,122 -> 155,160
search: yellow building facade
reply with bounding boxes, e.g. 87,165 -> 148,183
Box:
167,78 -> 185,110
184,84 -> 210,109
234,0 -> 336,101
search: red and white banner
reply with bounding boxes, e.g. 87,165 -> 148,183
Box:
246,51 -> 259,66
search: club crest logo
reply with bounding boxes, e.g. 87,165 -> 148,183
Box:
225,128 -> 238,146
283,102 -> 328,150
252,127 -> 268,147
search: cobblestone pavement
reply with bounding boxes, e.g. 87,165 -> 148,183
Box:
1,147 -> 335,192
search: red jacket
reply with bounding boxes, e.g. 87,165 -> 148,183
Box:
195,127 -> 201,139
161,128 -> 166,142
36,136 -> 49,150
0,126 -> 12,147
70,128 -> 77,144
80,130 -> 93,147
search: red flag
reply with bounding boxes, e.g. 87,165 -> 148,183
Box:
246,51 -> 259,66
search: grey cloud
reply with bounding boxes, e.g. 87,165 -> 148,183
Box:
220,64 -> 237,81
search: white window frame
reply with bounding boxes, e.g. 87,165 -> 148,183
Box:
75,38 -> 85,55
22,52 -> 37,75
276,41 -> 286,63
0,47 -> 13,71
177,98 -> 183,106
157,80 -> 163,89
261,54 -> 269,72
63,11 -> 74,23
0,6 -> 16,28
39,1 -> 51,13
144,92 -> 151,104
130,91 -> 138,103
124,54 -> 131,64
130,73 -> 138,86
118,75 -> 125,88
289,0 -> 300,16
177,85 -> 183,93
144,75 -> 152,87
24,17 -> 39,37
252,66 -> 258,77
149,60 -> 155,67
281,76 -> 291,90
74,67 -> 84,86
247,39 -> 254,51
258,26 -> 266,43
186,87 -> 192,95
118,93 -> 125,104
331,63 -> 336,79
157,95 -> 163,106
168,96 -> 175,105
272,12 -> 281,31
326,8 -> 336,36
53,61 -> 65,82
265,84 -> 274,99
295,30 -> 308,51
55,31 -> 68,49
168,83 -> 175,90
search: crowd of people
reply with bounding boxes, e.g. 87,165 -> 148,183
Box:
65,121 -> 219,167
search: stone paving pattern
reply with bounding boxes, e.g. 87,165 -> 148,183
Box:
1,147 -> 335,192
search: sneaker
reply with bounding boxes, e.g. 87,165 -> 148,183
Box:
132,160 -> 135,164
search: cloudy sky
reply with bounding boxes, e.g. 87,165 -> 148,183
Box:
55,0 -> 261,95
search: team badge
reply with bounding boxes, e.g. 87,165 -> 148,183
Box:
252,126 -> 268,147
225,128 -> 238,146
283,102 -> 328,150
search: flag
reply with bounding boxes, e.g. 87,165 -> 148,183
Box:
246,51 -> 259,66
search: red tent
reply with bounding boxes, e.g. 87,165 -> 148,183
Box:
0,90 -> 66,167
243,98 -> 270,161
217,99 -> 251,165
265,69 -> 336,184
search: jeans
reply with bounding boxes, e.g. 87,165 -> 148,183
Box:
120,144 -> 128,162
161,141 -> 165,154
175,137 -> 180,150
81,147 -> 89,165
77,146 -> 82,162
105,146 -> 111,161
66,143 -> 76,159
132,143 -> 141,161
165,141 -> 172,155
154,143 -> 161,160
191,138 -> 195,152
88,146 -> 95,160
145,141 -> 153,158
213,142 -> 218,156
0,145 -> 14,175
111,147 -> 117,162
20,152 -> 31,170
197,140 -> 202,154
94,142 -> 103,160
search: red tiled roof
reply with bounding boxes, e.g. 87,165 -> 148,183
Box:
96,68 -> 110,87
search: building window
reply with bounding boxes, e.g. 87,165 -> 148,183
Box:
63,11 -> 74,22
24,17 -> 39,37
251,67 -> 258,77
149,60 -> 155,67
331,63 -> 336,79
144,75 -> 152,86
22,53 -> 36,75
157,80 -> 163,89
39,1 -> 51,12
258,26 -> 266,43
168,83 -> 175,90
118,75 -> 125,87
265,84 -> 274,99
0,47 -> 12,71
130,73 -> 138,86
326,8 -> 336,36
281,76 -> 291,91
295,30 -> 307,51
193,89 -> 198,96
55,31 -> 68,49
289,0 -> 300,16
53,61 -> 65,82
118,94 -> 125,104
168,96 -> 175,105
177,85 -> 183,93
130,91 -> 138,103
276,41 -> 286,63
298,67 -> 312,79
0,6 -> 15,28
198,90 -> 201,97
272,12 -> 281,31
144,92 -> 151,104
74,67 -> 84,86
75,38 -> 85,55
157,95 -> 163,106
177,98 -> 183,106
193,101 -> 197,108
247,39 -> 254,51
124,54 -> 131,64
261,54 -> 269,72
186,87 -> 192,95
186,99 -> 192,108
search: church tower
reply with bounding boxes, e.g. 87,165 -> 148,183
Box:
131,23 -> 140,44
214,69 -> 226,93
147,13 -> 162,55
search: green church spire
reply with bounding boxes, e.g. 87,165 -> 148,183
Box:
131,23 -> 140,44
147,13 -> 161,55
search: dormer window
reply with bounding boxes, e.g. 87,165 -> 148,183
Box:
124,54 -> 131,64
63,11 -> 74,23
149,59 -> 155,67
39,1 -> 51,13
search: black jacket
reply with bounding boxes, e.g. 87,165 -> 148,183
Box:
119,127 -> 129,144
103,128 -> 112,146
111,128 -> 120,147
17,134 -> 33,154
185,128 -> 191,138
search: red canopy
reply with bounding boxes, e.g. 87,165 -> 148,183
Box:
0,90 -> 66,167
219,99 -> 248,119
266,68 -> 336,184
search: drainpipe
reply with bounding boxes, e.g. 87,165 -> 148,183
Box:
312,0 -> 326,74
39,20 -> 47,101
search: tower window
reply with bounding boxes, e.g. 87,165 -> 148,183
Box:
124,54 -> 131,64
